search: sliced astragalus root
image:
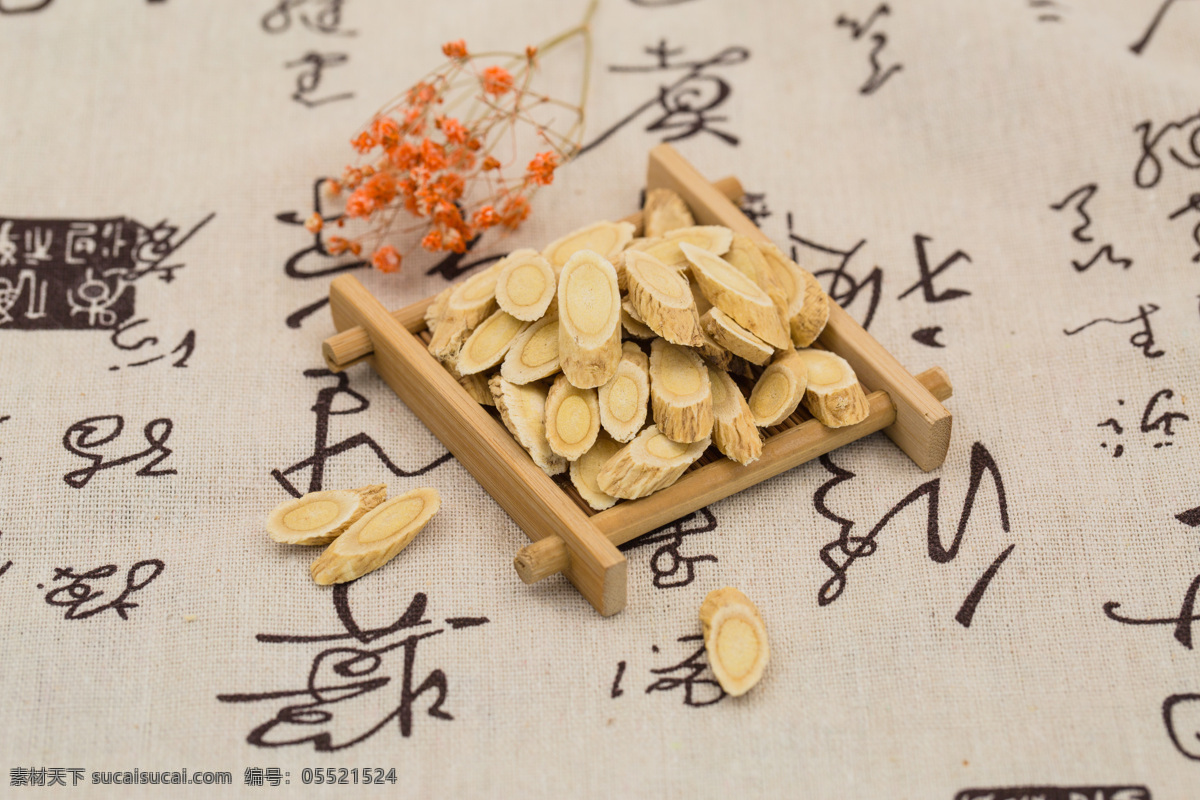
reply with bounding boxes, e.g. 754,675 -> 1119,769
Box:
681,242 -> 791,350
624,250 -> 704,346
542,220 -> 635,273
643,187 -> 695,238
310,487 -> 441,585
624,236 -> 661,251
545,374 -> 601,461
424,285 -> 454,337
267,484 -> 387,546
694,328 -> 732,371
748,349 -> 808,427
789,268 -> 831,347
428,320 -> 470,364
726,356 -> 756,381
611,250 -> 630,294
595,424 -> 710,499
495,249 -> 556,321
649,338 -> 714,443
689,279 -> 713,315
443,358 -> 494,406
724,234 -> 789,320
455,309 -> 529,375
458,372 -> 493,406
795,348 -> 869,427
620,300 -> 656,339
599,342 -> 650,442
569,433 -> 623,511
501,313 -> 561,384
630,225 -> 734,269
427,265 -> 501,359
708,367 -> 762,465
674,225 -> 734,254
758,241 -> 798,299
490,375 -> 567,476
557,250 -> 622,389
701,307 -> 773,366
759,242 -> 829,347
700,586 -> 769,697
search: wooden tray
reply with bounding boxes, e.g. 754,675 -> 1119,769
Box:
321,144 -> 953,617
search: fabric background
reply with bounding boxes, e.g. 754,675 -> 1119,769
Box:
0,1 -> 1197,797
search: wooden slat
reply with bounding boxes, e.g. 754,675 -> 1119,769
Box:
513,367 -> 952,584
329,274 -> 628,616
645,143 -> 953,472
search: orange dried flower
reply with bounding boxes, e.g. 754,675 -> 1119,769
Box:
362,172 -> 398,207
402,105 -> 426,137
480,65 -> 514,96
436,115 -> 468,145
372,245 -> 401,273
408,81 -> 438,108
304,213 -> 323,234
325,24 -> 590,273
344,189 -> 373,218
387,140 -> 419,170
352,132 -> 376,154
419,138 -> 449,171
448,146 -> 476,171
499,193 -> 530,228
441,227 -> 467,253
421,230 -> 443,251
433,172 -> 465,203
432,199 -> 465,229
526,151 -> 559,186
371,116 -> 400,148
472,205 -> 499,229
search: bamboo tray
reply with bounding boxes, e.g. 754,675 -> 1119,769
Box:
321,144 -> 953,617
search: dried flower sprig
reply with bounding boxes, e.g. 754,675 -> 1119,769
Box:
311,1 -> 597,274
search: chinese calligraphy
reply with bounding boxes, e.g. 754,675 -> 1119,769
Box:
40,560 -> 165,620
0,214 -> 213,332
270,368 -> 451,497
218,586 -> 488,750
620,507 -> 718,589
62,415 -> 176,489
835,3 -> 903,95
813,442 -> 1015,628
1130,0 -> 1199,55
262,0 -> 355,109
611,634 -> 725,708
1096,390 -> 1190,458
580,40 -> 748,154
1049,184 -> 1134,272
1063,303 -> 1163,359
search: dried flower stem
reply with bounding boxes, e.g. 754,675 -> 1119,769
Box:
314,0 -> 598,274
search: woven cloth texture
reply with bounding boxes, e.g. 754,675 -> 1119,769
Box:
0,1 -> 1197,798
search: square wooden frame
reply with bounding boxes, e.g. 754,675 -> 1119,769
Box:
321,144 -> 953,616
